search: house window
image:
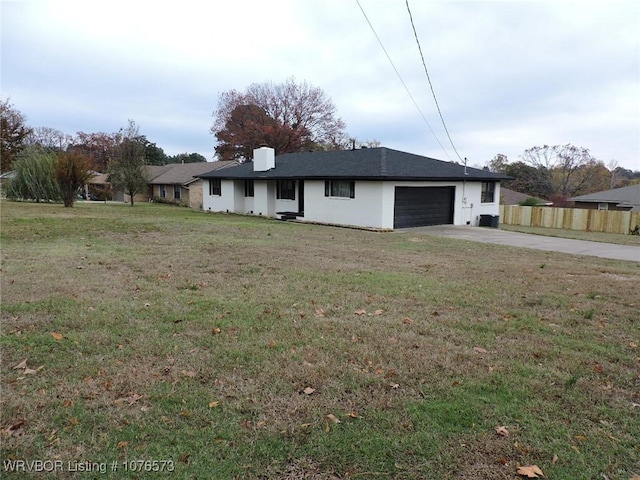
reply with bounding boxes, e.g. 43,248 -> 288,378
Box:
174,185 -> 181,200
276,180 -> 295,200
481,182 -> 495,203
209,179 -> 221,196
159,185 -> 166,198
244,180 -> 254,197
597,202 -> 608,210
324,180 -> 355,198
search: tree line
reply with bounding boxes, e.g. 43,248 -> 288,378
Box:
1,97 -> 206,207
488,146 -> 639,205
3,76 -> 638,208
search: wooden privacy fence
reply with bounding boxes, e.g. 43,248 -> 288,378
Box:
499,205 -> 640,235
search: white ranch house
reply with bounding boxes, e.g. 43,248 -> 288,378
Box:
197,147 -> 508,230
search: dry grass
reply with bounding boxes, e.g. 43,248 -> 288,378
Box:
500,223 -> 640,246
1,201 -> 639,479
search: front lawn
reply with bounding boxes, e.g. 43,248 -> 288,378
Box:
1,201 -> 638,479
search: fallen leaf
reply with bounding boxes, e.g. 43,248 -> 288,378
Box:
9,419 -> 25,431
389,383 -> 400,389
574,435 -> 587,441
516,465 -> 545,478
4,419 -> 26,437
403,317 -> 413,325
13,359 -> 27,370
179,453 -> 190,464
473,346 -> 489,354
127,393 -> 143,406
62,399 -> 73,408
593,363 -> 604,374
325,413 -> 341,424
495,426 -> 510,437
431,311 -> 440,317
51,332 -> 64,340
551,455 -> 558,464
208,401 -> 219,408
181,370 -> 197,378
347,411 -> 360,418
373,309 -> 384,315
117,441 -> 129,448
212,327 -> 221,334
299,311 -> 307,318
303,387 -> 315,395
315,308 -> 326,317
354,309 -> 366,315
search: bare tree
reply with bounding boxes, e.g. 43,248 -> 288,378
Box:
488,154 -> 509,173
521,144 -> 605,200
26,126 -> 73,152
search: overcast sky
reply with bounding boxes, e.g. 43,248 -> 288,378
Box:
2,0 -> 639,170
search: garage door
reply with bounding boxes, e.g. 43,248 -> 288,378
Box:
393,186 -> 455,229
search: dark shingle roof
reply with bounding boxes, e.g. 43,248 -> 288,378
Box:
570,184 -> 640,209
196,148 -> 510,181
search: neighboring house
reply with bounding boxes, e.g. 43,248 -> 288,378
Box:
500,187 -> 551,206
84,172 -> 111,200
196,146 -> 510,230
115,165 -> 168,204
116,162 -> 238,207
570,184 -> 640,212
149,161 -> 238,209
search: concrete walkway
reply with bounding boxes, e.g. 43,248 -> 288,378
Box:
400,225 -> 640,262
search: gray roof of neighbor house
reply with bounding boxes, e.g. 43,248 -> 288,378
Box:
500,187 -> 550,205
570,184 -> 640,210
148,161 -> 238,186
196,148 -> 511,181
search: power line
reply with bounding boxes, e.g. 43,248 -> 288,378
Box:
405,0 -> 464,162
354,0 -> 451,161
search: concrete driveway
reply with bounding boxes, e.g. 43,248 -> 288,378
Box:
399,225 -> 640,262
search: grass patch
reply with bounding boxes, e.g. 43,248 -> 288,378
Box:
500,223 -> 640,246
1,201 -> 639,479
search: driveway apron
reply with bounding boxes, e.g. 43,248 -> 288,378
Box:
399,226 -> 640,263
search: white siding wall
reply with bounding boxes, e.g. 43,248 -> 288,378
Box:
304,181 -> 385,228
470,182 -> 501,225
202,179 -> 237,212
